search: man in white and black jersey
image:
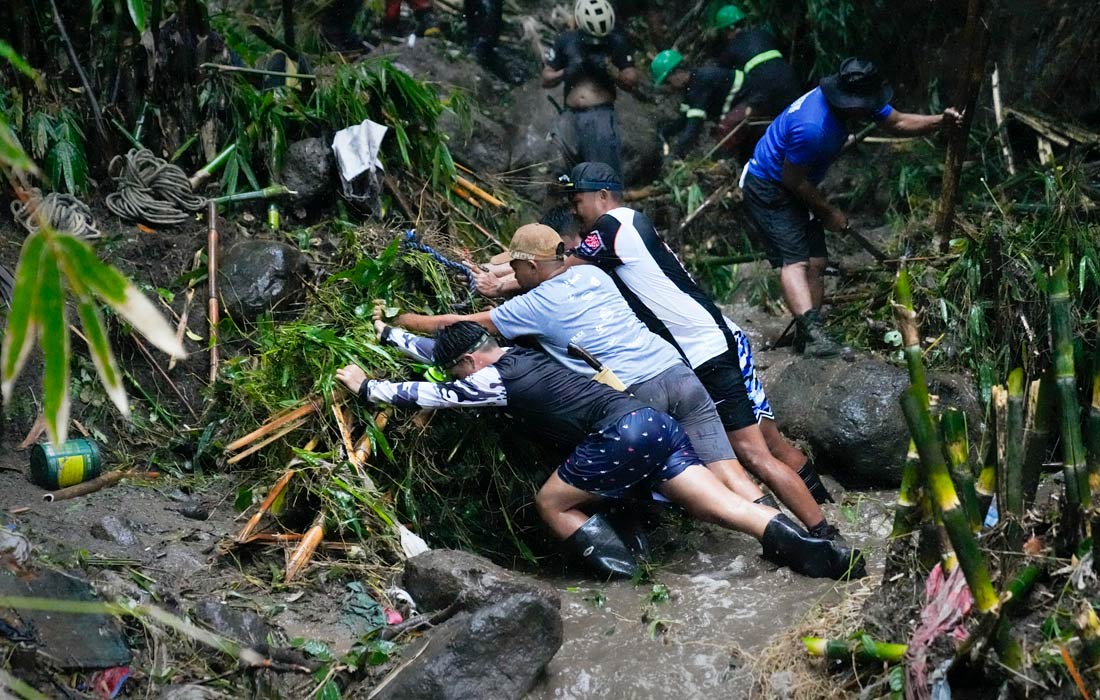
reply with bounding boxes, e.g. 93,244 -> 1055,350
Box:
561,161 -> 840,540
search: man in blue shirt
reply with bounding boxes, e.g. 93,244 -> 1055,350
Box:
742,58 -> 962,357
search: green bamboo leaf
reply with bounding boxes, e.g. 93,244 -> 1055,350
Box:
1,232 -> 46,402
127,0 -> 147,33
53,235 -> 185,359
74,289 -> 130,419
37,250 -> 70,446
0,40 -> 43,87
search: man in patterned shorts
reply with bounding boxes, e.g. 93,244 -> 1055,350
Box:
337,321 -> 864,581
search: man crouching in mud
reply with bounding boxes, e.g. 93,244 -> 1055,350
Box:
337,321 -> 866,581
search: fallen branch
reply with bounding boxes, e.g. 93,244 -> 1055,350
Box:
226,418 -> 307,465
235,468 -> 298,543
43,469 -> 160,502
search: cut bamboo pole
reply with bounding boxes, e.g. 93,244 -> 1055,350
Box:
1023,375 -> 1053,504
226,400 -> 317,451
43,470 -> 160,502
1050,260 -> 1090,541
891,439 -> 923,538
935,0 -> 990,250
1003,368 -> 1026,548
235,468 -> 297,543
285,512 -> 325,582
992,563 -> 1042,670
207,202 -> 220,382
455,176 -> 505,208
1087,365 -> 1100,493
941,409 -> 981,533
901,386 -> 999,614
803,635 -> 907,663
226,419 -> 307,464
991,65 -> 1016,175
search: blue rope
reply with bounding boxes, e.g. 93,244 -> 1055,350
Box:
400,229 -> 478,295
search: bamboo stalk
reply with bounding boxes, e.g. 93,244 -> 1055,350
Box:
455,176 -> 505,208
285,512 -> 325,581
993,563 -> 1042,670
891,439 -> 923,538
991,65 -> 1016,175
235,469 -> 297,542
1087,365 -> 1100,493
803,635 -> 907,663
207,202 -> 220,382
1023,375 -> 1053,504
901,386 -> 999,614
941,409 -> 981,533
226,419 -> 306,464
226,400 -> 317,451
1003,368 -> 1026,548
1050,260 -> 1090,541
189,143 -> 237,190
43,470 -> 160,502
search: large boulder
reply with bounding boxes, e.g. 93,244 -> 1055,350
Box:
279,138 -> 336,202
218,240 -> 310,323
758,353 -> 980,488
372,593 -> 562,700
505,83 -> 664,188
402,549 -> 560,612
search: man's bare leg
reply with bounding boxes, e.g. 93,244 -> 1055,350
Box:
705,458 -> 765,501
726,423 -> 824,529
779,261 -> 814,316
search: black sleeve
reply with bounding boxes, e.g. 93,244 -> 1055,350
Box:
573,214 -> 625,268
607,30 -> 635,69
547,34 -> 569,70
673,119 -> 704,157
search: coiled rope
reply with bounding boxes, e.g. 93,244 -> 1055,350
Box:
105,148 -> 206,226
10,188 -> 101,239
401,230 -> 478,293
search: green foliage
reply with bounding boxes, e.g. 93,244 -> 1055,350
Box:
1,226 -> 184,446
27,107 -> 88,195
126,0 -> 147,33
201,56 -> 466,198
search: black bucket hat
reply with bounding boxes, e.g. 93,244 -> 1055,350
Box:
820,57 -> 894,112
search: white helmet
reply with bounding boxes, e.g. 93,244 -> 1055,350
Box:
575,0 -> 616,37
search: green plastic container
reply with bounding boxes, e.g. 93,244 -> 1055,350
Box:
28,438 -> 103,490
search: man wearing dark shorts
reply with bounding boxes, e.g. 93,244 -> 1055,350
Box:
563,162 -> 844,540
741,57 -> 962,356
337,321 -> 864,580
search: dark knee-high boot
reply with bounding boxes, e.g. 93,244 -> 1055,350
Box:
761,514 -> 865,580
565,513 -> 638,579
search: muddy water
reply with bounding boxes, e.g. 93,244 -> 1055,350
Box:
528,489 -> 894,699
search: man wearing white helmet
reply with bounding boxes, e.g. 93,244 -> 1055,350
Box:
542,0 -> 638,178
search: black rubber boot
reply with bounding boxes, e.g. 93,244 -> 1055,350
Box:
604,507 -> 651,561
808,519 -> 844,542
565,513 -> 639,579
795,309 -> 845,358
798,462 -> 835,504
754,493 -> 780,510
761,514 -> 866,580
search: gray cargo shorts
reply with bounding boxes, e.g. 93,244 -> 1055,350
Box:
627,363 -> 736,465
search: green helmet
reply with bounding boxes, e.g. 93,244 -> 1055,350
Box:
713,5 -> 746,30
651,49 -> 683,86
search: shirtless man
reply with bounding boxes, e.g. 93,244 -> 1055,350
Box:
542,0 -> 637,177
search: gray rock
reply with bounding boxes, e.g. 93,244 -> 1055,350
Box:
373,593 -> 562,700
192,600 -> 276,648
158,543 -> 205,580
759,353 -> 979,488
402,549 -> 560,612
90,515 -> 138,546
0,568 -> 131,669
279,138 -> 335,202
218,240 -> 310,323
505,83 -> 664,188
